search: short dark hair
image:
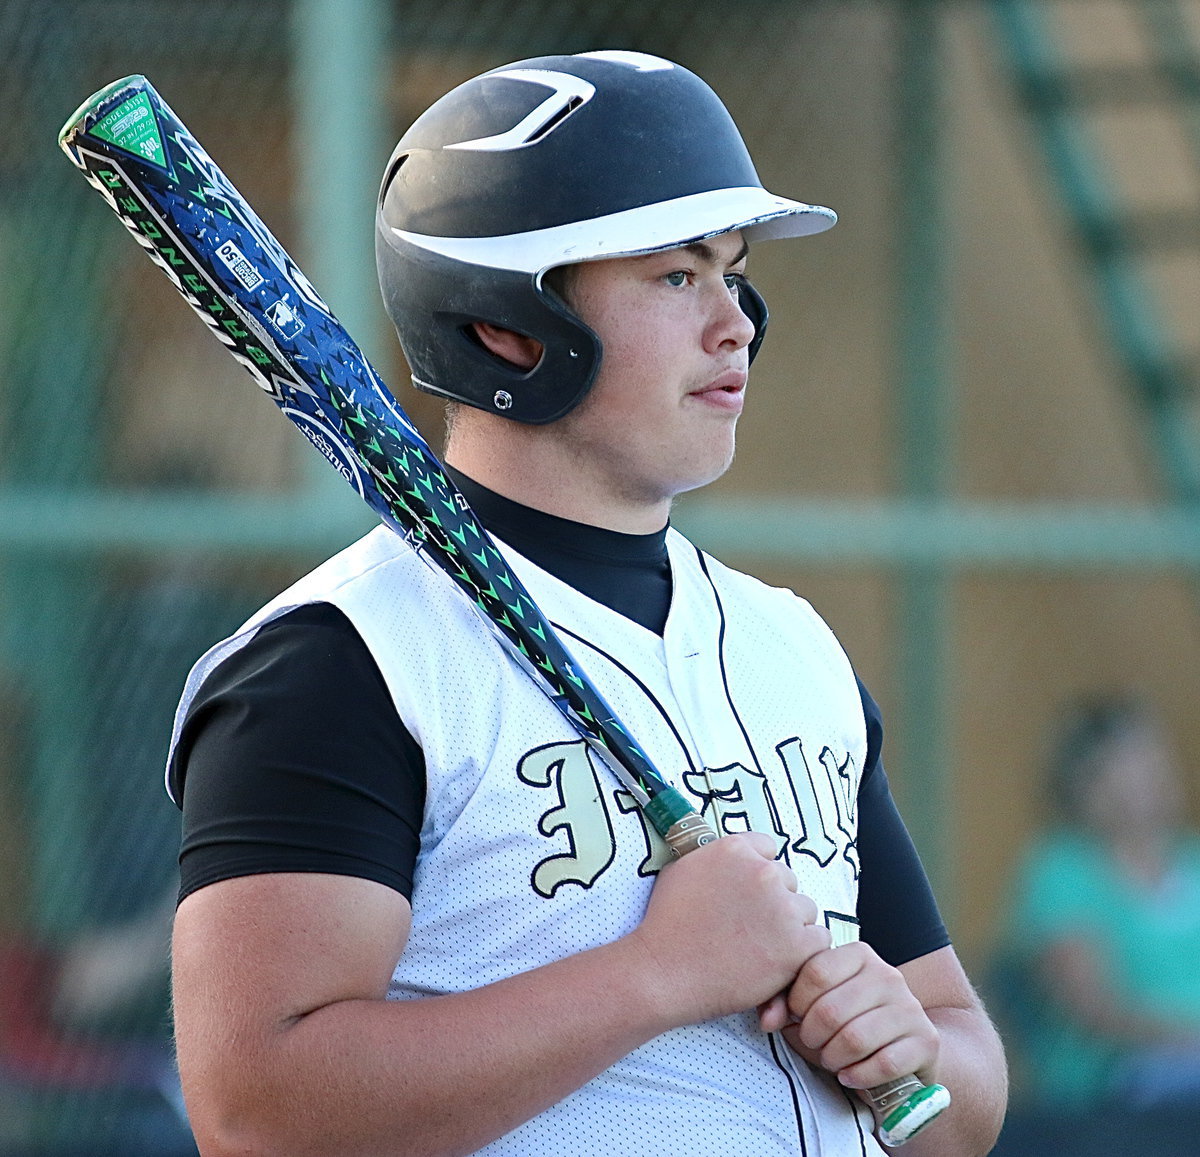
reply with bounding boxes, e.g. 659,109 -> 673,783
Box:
1045,694 -> 1155,822
541,262 -> 580,307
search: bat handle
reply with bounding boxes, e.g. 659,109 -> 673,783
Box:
642,787 -> 717,858
864,1074 -> 952,1146
663,811 -> 718,857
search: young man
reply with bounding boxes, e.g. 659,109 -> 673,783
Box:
168,52 -> 1006,1156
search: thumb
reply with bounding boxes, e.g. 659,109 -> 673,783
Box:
757,991 -> 792,1034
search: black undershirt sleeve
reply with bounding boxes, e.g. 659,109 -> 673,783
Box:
171,602 -> 424,904
172,602 -> 949,963
853,678 -> 950,966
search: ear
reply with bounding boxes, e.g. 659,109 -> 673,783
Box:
471,322 -> 544,371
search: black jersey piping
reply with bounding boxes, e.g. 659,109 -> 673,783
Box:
840,1084 -> 872,1155
549,621 -> 698,773
693,546 -> 767,778
766,1031 -> 810,1156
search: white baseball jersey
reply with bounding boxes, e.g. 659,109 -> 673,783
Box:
170,523 -> 885,1156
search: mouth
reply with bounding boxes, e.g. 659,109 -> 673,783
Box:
689,369 -> 747,411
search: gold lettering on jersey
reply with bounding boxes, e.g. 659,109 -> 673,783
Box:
818,745 -> 861,878
675,742 -> 860,877
615,790 -> 673,877
518,741 -> 616,897
776,737 -> 856,871
519,737 -> 860,896
825,911 -> 861,947
682,763 -> 789,860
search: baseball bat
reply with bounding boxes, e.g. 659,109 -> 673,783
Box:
59,75 -> 949,1146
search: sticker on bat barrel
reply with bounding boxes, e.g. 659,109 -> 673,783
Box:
215,240 -> 265,292
85,89 -> 170,174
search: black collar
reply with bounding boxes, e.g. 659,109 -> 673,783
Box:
445,465 -> 672,635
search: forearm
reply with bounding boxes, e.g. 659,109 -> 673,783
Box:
894,1005 -> 1007,1157
181,934 -> 673,1157
177,838 -> 826,1157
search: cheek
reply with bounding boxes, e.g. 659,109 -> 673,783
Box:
592,333 -> 674,409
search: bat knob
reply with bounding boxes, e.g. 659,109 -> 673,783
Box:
868,1076 -> 951,1147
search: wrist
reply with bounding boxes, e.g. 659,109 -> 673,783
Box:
606,927 -> 698,1035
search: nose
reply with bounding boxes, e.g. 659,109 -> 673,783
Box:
705,278 -> 757,355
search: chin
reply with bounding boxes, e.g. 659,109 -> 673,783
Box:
670,453 -> 737,498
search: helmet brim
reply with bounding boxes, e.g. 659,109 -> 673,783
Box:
382,185 -> 836,275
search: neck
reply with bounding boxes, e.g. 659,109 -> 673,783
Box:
1110,825 -> 1172,879
445,414 -> 672,534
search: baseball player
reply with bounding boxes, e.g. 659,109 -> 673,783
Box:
167,52 -> 1006,1156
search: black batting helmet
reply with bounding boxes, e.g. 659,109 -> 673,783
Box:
376,50 -> 836,424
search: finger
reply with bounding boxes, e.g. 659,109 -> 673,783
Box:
835,1031 -> 935,1093
811,1004 -> 914,1077
789,953 -> 916,1059
738,830 -> 782,861
786,943 -> 865,1021
757,992 -> 791,1034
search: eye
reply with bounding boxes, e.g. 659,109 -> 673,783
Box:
723,273 -> 741,294
664,270 -> 689,287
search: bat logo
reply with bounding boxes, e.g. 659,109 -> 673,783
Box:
281,407 -> 367,498
265,294 -> 304,339
215,239 -> 265,292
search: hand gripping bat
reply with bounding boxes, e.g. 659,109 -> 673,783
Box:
59,76 -> 949,1147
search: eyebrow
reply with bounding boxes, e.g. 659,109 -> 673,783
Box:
680,238 -> 750,267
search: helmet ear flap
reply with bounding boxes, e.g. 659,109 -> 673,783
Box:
738,277 -> 770,364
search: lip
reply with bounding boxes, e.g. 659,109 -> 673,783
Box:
688,369 -> 747,412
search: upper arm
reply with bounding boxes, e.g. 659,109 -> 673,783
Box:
899,944 -> 987,1018
854,679 -> 950,966
172,873 -> 410,1080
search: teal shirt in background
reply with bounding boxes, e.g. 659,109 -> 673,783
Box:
1009,829 -> 1200,1106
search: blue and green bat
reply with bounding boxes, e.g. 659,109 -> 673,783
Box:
59,75 -> 949,1146
58,74 -> 714,855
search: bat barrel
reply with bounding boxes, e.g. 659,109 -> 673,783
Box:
56,73 -> 687,839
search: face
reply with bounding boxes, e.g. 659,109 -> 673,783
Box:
544,230 -> 756,519
1084,722 -> 1183,839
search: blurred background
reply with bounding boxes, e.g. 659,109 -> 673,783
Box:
3,0 -> 1200,1152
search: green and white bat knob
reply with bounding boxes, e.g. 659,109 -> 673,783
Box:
865,1074 -> 952,1147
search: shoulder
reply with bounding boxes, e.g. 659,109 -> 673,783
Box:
203,601 -> 378,691
253,523 -> 494,678
271,524 -> 423,607
671,532 -> 833,629
172,524 -> 408,700
1173,833 -> 1200,874
169,601 -> 395,800
676,536 -> 858,687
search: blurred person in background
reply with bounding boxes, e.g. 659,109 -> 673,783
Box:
992,694 -> 1200,1148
